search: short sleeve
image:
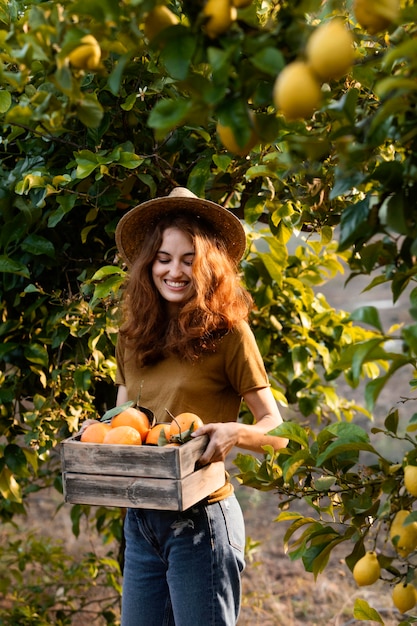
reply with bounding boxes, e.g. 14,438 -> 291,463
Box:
221,321 -> 269,395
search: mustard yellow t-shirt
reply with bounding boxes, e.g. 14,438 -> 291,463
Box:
115,320 -> 269,424
115,320 -> 270,503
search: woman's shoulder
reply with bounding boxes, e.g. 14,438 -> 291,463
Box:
220,319 -> 256,346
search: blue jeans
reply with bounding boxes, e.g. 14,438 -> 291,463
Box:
121,495 -> 245,626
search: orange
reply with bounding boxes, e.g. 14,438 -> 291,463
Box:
103,425 -> 142,445
169,412 -> 204,437
111,407 -> 150,440
145,423 -> 171,445
80,422 -> 111,443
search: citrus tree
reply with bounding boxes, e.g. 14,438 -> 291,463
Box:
1,0 -> 417,623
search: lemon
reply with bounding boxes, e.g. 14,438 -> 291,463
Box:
203,0 -> 236,38
353,0 -> 400,35
306,19 -> 355,82
390,510 -> 417,557
352,551 -> 381,586
68,35 -> 101,70
392,582 -> 417,613
273,61 -> 321,121
404,465 -> 417,497
143,6 -> 179,42
217,113 -> 258,156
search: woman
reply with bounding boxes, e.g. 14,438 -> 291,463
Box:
114,187 -> 287,626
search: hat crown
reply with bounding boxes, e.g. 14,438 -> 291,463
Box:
167,187 -> 197,199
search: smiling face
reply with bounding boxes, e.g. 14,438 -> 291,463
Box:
152,227 -> 195,315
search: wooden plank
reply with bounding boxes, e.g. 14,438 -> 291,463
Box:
60,434 -> 209,479
62,461 -> 226,511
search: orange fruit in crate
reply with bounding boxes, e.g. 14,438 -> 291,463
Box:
111,407 -> 151,440
145,423 -> 171,445
80,422 -> 111,443
169,412 -> 204,437
103,425 -> 142,445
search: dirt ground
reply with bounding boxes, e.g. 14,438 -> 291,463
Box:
13,264 -> 417,625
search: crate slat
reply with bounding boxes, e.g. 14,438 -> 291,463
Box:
61,434 -> 226,511
60,434 -> 209,478
62,461 -> 225,511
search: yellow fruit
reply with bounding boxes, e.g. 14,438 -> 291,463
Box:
273,61 -> 322,121
353,0 -> 400,35
203,0 -> 236,38
169,412 -> 204,438
143,6 -> 179,42
217,115 -> 259,156
390,510 -> 417,557
80,421 -> 111,443
103,425 -> 142,445
392,582 -> 417,613
111,406 -> 151,440
404,465 -> 417,497
68,35 -> 101,70
145,423 -> 171,445
352,551 -> 381,586
306,19 -> 355,82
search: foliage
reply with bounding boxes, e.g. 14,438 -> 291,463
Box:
2,0 -> 417,623
0,529 -> 121,625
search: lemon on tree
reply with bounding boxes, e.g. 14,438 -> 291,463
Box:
392,582 -> 417,613
352,551 -> 381,586
67,35 -> 101,70
143,6 -> 179,43
353,0 -> 400,35
273,61 -> 321,121
217,112 -> 259,156
390,510 -> 417,557
404,464 -> 417,497
203,0 -> 236,39
306,18 -> 355,82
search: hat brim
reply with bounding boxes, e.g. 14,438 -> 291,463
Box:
115,195 -> 246,267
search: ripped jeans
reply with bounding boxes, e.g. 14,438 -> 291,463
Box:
121,495 -> 245,626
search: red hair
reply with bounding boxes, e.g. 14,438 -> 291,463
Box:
120,213 -> 252,364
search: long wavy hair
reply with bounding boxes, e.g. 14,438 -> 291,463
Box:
119,213 -> 252,365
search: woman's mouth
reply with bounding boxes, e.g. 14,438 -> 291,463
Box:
165,280 -> 188,289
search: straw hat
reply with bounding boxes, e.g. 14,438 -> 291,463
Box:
115,187 -> 247,267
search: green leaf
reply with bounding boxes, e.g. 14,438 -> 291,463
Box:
91,266 -> 126,280
348,306 -> 383,332
4,444 -> 28,474
353,598 -> 384,623
160,29 -> 195,80
268,421 -> 309,448
118,151 -> 143,169
148,98 -> 191,137
0,255 -> 30,277
0,89 -> 12,113
76,95 -> 104,128
250,47 -> 285,76
24,343 -> 49,367
100,401 -> 133,422
75,150 -> 99,179
338,199 -> 371,252
21,234 -> 55,258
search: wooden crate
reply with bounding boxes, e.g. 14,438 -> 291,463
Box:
60,434 -> 225,511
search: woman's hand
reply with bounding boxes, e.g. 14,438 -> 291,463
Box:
192,387 -> 288,465
192,422 -> 241,465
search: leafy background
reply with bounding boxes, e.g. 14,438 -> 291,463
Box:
2,0 -> 417,623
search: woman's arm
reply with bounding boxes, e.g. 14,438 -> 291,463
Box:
116,384 -> 128,406
193,386 -> 288,465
